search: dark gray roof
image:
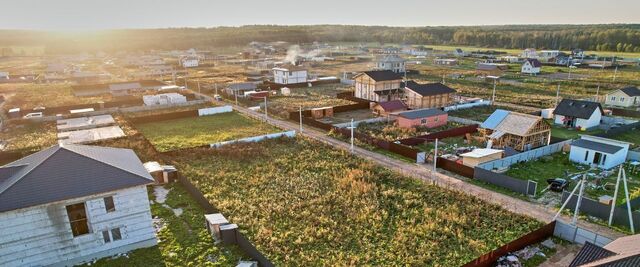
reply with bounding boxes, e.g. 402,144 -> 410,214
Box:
227,82 -> 257,91
398,108 -> 446,119
572,139 -> 624,154
358,70 -> 403,81
554,99 -> 603,119
404,81 -> 456,96
0,144 -> 154,213
619,87 -> 640,97
525,58 -> 542,67
570,242 -> 616,267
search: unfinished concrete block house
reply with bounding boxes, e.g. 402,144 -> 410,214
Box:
480,109 -> 551,151
0,144 -> 156,267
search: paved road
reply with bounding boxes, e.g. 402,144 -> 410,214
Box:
198,92 -> 625,240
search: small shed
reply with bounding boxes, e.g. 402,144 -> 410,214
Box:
371,100 -> 407,116
8,108 -> 20,119
460,148 -> 504,167
280,87 -> 291,96
143,161 -> 178,184
569,135 -> 630,169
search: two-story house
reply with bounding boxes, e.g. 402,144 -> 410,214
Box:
375,54 -> 406,74
354,70 -> 403,102
272,65 -> 308,85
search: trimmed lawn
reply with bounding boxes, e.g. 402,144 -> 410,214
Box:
506,152 -> 582,195
136,112 -> 280,152
167,137 -> 543,266
609,129 -> 640,148
550,123 -> 604,139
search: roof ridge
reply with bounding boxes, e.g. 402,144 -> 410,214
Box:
63,145 -> 153,183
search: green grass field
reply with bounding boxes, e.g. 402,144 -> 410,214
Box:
550,123 -> 604,139
136,112 -> 281,152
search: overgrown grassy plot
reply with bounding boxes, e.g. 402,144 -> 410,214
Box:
85,184 -> 246,267
168,137 -> 542,266
136,112 -> 281,152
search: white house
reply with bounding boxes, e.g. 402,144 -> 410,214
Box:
521,48 -> 538,59
569,135 -> 630,169
0,144 -> 157,267
453,48 -> 468,57
180,56 -> 199,68
539,50 -> 561,60
375,54 -> 406,74
272,65 -> 308,85
521,58 -> 542,75
553,99 -> 603,130
0,71 -> 8,79
605,86 -> 640,108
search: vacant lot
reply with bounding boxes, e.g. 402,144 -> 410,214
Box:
448,105 -> 534,122
550,123 -> 604,139
136,112 -> 280,152
356,121 -> 466,141
2,83 -> 108,111
0,122 -> 57,152
168,137 -> 542,266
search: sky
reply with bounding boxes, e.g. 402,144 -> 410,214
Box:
0,0 -> 638,31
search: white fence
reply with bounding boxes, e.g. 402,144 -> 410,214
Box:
333,117 -> 390,128
443,100 -> 490,112
477,140 -> 573,170
198,105 -> 233,116
210,130 -> 296,148
628,150 -> 640,161
554,220 -> 612,246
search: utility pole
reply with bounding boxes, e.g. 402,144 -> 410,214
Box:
622,168 -> 635,234
596,83 -> 600,99
567,65 -> 572,80
299,106 -> 303,133
234,91 -> 238,105
197,81 -> 201,94
554,177 -> 583,221
214,83 -> 218,96
350,118 -> 354,152
555,83 -> 561,106
609,166 -> 623,226
572,174 -> 587,226
612,65 -> 618,82
263,96 -> 268,120
491,78 -> 497,105
442,73 -> 445,84
433,138 -> 438,171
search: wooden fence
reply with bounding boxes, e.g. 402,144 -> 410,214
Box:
463,221 -> 556,267
610,108 -> 640,118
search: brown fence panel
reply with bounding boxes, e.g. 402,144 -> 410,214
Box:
129,109 -> 199,124
332,102 -> 370,113
610,108 -> 640,118
399,124 -> 479,146
463,221 -> 556,267
436,157 -> 474,178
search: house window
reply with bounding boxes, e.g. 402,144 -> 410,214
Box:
104,196 -> 115,213
102,230 -> 111,243
111,228 -> 122,241
602,154 -> 607,165
611,96 -> 616,101
434,117 -> 439,122
584,151 -> 589,161
66,203 -> 89,237
420,119 -> 427,124
620,97 -> 625,102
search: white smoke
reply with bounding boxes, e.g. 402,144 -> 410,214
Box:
285,45 -> 301,64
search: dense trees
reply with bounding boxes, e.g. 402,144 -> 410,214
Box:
0,24 -> 638,54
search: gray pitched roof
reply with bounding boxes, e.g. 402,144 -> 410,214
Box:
0,144 -> 154,213
571,139 -> 624,154
554,99 -> 603,119
570,242 -> 616,267
357,70 -> 403,81
404,81 -> 456,96
619,86 -> 640,97
398,108 -> 446,119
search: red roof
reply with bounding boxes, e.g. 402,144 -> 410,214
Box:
377,100 -> 407,112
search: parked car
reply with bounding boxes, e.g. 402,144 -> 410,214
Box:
213,94 -> 223,101
23,112 -> 43,118
547,178 -> 570,192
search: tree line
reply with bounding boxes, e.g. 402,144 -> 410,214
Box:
0,24 -> 639,54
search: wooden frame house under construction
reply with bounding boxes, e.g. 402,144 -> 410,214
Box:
479,109 -> 551,151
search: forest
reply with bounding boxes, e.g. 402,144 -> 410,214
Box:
0,24 -> 639,54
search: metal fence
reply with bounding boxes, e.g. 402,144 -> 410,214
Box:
553,220 -> 612,246
398,124 -> 479,146
437,157 -> 474,178
463,221 -> 556,267
474,167 -> 537,196
560,191 -> 640,232
477,140 -> 573,170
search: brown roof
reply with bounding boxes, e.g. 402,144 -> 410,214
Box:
375,100 -> 407,112
494,112 -> 543,136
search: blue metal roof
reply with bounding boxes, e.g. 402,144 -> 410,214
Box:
480,109 -> 510,130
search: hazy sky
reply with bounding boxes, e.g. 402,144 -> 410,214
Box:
1,0 -> 638,30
